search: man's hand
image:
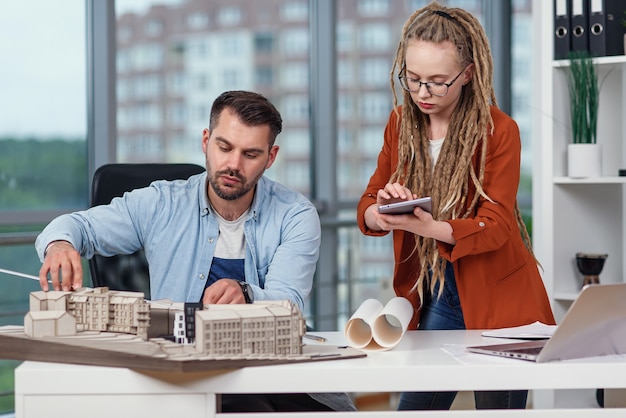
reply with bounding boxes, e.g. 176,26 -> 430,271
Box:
39,241 -> 83,291
201,279 -> 247,304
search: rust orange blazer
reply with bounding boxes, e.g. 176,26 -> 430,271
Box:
357,106 -> 555,330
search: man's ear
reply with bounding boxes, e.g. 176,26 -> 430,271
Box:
202,129 -> 210,154
265,145 -> 279,170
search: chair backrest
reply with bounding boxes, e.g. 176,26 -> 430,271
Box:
88,163 -> 206,298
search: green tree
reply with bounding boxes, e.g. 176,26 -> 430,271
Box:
0,137 -> 88,210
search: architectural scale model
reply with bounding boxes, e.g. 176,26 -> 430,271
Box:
194,300 -> 305,356
23,287 -> 306,356
26,287 -> 150,339
154,298 -> 305,356
0,287 -> 366,373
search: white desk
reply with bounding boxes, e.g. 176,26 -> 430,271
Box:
14,330 -> 626,417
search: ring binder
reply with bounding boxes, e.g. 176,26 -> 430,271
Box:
588,0 -> 626,57
554,0 -> 572,59
570,0 -> 589,53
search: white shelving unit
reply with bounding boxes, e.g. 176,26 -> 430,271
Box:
532,0 -> 626,409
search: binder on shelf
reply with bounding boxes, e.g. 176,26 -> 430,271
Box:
570,0 -> 589,53
588,0 -> 626,57
554,0 -> 571,60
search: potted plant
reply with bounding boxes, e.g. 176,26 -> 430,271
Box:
566,50 -> 600,178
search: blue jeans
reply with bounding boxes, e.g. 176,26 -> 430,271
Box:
397,263 -> 528,410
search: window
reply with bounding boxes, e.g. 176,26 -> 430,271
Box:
132,43 -> 164,70
187,12 -> 208,30
217,6 -> 242,26
167,72 -> 187,94
0,0 -> 87,413
336,22 -> 354,54
358,128 -> 386,155
111,0 -> 531,338
0,3 -> 534,413
222,69 -> 242,88
254,33 -> 274,53
192,73 -> 210,90
117,77 -> 132,100
284,164 -> 310,190
220,35 -> 239,57
357,0 -> 390,16
358,24 -> 391,52
118,26 -> 133,42
280,95 -> 309,123
281,1 -> 308,21
359,93 -> 390,122
337,59 -> 354,88
337,94 -> 354,121
168,102 -> 187,125
134,74 -> 162,98
279,129 -> 309,156
255,66 -> 273,86
145,19 -> 163,36
281,28 -> 308,56
117,47 -> 131,72
136,104 -> 162,129
359,58 -> 389,87
188,38 -> 211,59
280,62 -> 308,89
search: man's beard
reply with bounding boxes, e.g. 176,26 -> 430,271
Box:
208,168 -> 257,201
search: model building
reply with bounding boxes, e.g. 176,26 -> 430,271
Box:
26,287 -> 150,339
23,287 -> 306,356
194,300 -> 305,356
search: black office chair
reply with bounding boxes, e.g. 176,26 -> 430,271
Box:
88,163 -> 206,298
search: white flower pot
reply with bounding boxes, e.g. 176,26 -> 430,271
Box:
568,143 -> 602,178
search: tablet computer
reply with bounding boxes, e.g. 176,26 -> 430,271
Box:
378,197 -> 432,215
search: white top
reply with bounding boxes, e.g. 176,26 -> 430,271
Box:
429,137 -> 445,167
214,208 -> 248,259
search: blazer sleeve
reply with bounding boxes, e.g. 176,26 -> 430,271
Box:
357,108 -> 399,237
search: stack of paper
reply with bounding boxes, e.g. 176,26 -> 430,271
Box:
481,321 -> 557,340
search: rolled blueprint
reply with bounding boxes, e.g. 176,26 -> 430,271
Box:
344,297 -> 412,351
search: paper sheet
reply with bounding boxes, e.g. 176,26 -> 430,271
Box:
481,321 -> 557,339
441,344 -> 525,364
344,297 -> 413,351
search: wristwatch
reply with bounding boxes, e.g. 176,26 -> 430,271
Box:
239,281 -> 254,304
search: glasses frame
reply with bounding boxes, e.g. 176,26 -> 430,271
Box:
398,66 -> 466,97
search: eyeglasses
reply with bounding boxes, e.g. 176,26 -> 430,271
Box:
398,67 -> 465,97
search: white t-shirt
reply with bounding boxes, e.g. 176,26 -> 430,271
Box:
205,208 -> 249,288
429,137 -> 445,167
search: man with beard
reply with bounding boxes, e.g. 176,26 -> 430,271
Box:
35,90 -> 355,413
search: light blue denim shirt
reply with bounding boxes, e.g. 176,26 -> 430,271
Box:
35,173 -> 321,312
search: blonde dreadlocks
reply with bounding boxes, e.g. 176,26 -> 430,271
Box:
389,1 -> 534,304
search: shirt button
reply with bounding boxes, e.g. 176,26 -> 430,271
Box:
208,238 -> 214,244
199,274 -> 205,280
479,222 -> 485,227
202,208 -> 209,215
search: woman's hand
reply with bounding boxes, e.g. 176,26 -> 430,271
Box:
364,182 -> 416,232
364,183 -> 455,244
377,182 -> 417,204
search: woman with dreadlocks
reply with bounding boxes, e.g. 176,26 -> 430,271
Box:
357,2 -> 554,411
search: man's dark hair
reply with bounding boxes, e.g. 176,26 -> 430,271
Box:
209,90 -> 283,146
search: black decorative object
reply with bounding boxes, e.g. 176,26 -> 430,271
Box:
576,253 -> 608,287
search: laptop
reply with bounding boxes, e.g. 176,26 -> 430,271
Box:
466,283 -> 626,362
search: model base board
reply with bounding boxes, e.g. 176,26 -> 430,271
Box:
0,325 -> 364,373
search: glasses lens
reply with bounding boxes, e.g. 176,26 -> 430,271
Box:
398,76 -> 448,96
398,76 -> 411,91
428,83 -> 448,96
